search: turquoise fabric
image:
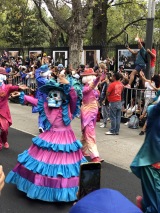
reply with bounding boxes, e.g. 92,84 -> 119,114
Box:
19,92 -> 25,104
32,136 -> 83,152
37,100 -> 52,130
140,166 -> 160,213
17,150 -> 87,178
130,102 -> 160,212
131,102 -> 160,178
67,76 -> 82,118
6,171 -> 78,202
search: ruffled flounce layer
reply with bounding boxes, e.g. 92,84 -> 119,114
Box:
6,130 -> 87,202
17,148 -> 87,178
6,171 -> 78,202
33,129 -> 82,152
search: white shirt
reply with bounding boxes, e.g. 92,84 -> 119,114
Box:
144,81 -> 156,98
0,74 -> 6,81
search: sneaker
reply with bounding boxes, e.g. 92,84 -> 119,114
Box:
99,124 -> 106,128
92,157 -> 104,163
107,118 -> 110,121
105,131 -> 115,135
136,196 -> 143,210
124,122 -> 128,126
139,131 -> 145,135
4,142 -> 9,149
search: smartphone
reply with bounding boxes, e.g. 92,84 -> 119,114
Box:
78,162 -> 101,200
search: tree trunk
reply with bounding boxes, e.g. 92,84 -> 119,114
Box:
92,1 -> 108,59
68,34 -> 83,69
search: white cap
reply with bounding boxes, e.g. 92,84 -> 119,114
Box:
73,73 -> 80,79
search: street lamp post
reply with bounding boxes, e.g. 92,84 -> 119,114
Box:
145,0 -> 156,79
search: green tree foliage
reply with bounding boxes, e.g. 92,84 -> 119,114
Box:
90,0 -> 148,58
0,0 -> 51,48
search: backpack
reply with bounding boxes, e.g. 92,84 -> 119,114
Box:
128,115 -> 139,129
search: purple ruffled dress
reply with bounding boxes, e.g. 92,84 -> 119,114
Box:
6,85 -> 87,202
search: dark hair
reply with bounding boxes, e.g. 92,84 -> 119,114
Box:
119,65 -> 124,69
141,42 -> 145,47
113,72 -> 122,80
151,74 -> 160,88
79,64 -> 85,69
152,43 -> 155,49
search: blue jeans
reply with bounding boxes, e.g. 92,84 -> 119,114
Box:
109,101 -> 122,134
101,105 -> 109,124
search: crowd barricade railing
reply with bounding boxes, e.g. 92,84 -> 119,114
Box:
121,87 -> 156,122
6,75 -> 37,95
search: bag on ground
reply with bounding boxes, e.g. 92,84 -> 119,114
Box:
128,115 -> 139,129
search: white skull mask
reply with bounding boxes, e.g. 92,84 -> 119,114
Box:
47,90 -> 64,108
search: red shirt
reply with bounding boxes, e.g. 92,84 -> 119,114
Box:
150,48 -> 156,67
107,81 -> 123,102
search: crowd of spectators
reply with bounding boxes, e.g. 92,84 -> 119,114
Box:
1,46 -> 159,136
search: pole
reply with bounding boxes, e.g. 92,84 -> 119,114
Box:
145,0 -> 155,79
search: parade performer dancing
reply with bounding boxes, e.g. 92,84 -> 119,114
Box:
130,102 -> 160,212
34,64 -> 51,133
6,75 -> 87,202
0,67 -> 27,151
80,68 -> 103,163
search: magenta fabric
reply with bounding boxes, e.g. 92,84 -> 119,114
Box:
39,128 -> 77,144
28,145 -> 83,164
0,115 -> 9,144
24,95 -> 38,106
13,164 -> 79,188
68,87 -> 77,115
0,84 -> 19,125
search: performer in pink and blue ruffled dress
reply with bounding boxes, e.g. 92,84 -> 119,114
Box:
80,68 -> 103,163
6,75 -> 87,202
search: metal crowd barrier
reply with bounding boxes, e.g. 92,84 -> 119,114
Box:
6,75 -> 156,120
121,87 -> 156,122
6,75 -> 37,94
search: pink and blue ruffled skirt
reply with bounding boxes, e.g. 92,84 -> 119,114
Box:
6,128 -> 87,202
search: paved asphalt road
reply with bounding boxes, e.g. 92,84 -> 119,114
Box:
0,128 -> 142,213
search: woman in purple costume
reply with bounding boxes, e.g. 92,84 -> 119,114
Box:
6,75 -> 87,202
80,68 -> 103,163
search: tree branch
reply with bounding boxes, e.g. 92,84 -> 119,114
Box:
107,17 -> 147,44
33,0 -> 55,33
111,1 -> 134,7
43,0 -> 70,32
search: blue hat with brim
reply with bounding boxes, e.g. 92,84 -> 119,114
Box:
40,64 -> 49,72
39,79 -> 64,95
69,189 -> 142,213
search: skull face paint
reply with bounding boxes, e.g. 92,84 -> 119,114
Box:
47,90 -> 64,108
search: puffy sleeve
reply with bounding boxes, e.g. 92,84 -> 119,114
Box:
83,76 -> 100,95
8,85 -> 19,93
19,92 -> 38,106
